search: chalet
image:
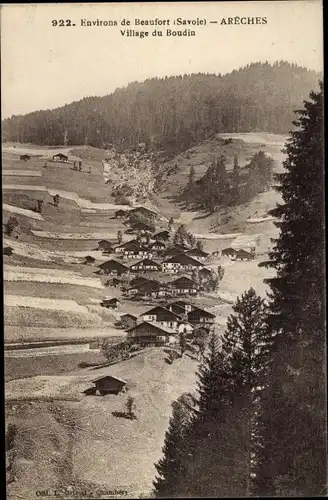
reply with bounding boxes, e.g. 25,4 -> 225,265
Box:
112,277 -> 121,288
153,230 -> 170,242
198,267 -> 212,280
20,154 -> 30,161
185,248 -> 209,261
84,255 -> 96,265
129,207 -> 157,219
97,259 -> 129,276
164,245 -> 189,257
115,209 -> 127,219
90,375 -> 127,396
114,240 -> 152,260
126,321 -> 177,346
140,305 -> 193,334
129,276 -> 150,288
170,276 -> 199,296
129,222 -> 154,233
101,297 -> 120,309
148,241 -> 166,252
130,259 -> 161,272
97,240 -> 113,253
221,247 -> 237,259
187,306 -> 216,327
53,153 -> 68,162
235,249 -> 254,261
166,302 -> 189,318
120,314 -> 137,329
162,253 -> 203,273
127,279 -> 167,299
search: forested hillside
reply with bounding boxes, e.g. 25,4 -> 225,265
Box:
3,62 -> 320,153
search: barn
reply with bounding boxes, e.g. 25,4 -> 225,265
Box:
221,247 -> 237,259
90,375 -> 127,395
126,321 -> 177,346
53,153 -> 68,162
235,249 -> 254,261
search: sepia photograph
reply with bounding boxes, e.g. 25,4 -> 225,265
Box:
2,1 -> 325,498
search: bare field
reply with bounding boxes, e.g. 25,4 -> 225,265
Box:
5,325 -> 120,344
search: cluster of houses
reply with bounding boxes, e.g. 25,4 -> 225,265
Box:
119,299 -> 216,347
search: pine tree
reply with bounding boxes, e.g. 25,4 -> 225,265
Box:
184,165 -> 196,205
231,155 -> 241,203
153,401 -> 191,498
254,83 -> 326,496
222,288 -> 270,495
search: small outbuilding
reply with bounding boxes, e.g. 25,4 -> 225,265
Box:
53,153 -> 68,162
20,154 -> 30,161
90,375 -> 128,396
101,297 -> 120,309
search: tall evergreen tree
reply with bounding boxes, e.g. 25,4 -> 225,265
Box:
222,288 -> 271,495
184,165 -> 196,205
254,83 -> 326,496
153,401 -> 191,498
231,154 -> 241,203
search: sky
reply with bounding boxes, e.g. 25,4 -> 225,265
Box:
1,1 -> 323,119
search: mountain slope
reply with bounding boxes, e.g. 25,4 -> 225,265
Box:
3,62 -> 320,154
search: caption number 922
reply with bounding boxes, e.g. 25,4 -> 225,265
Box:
52,20 -> 75,27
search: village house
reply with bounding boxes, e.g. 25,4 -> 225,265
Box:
129,206 -> 157,220
120,313 -> 138,329
129,221 -> 154,233
126,279 -> 167,299
96,240 -> 113,253
164,245 -> 190,257
169,276 -> 199,296
198,267 -> 212,281
89,375 -> 127,396
53,153 -> 68,162
221,247 -> 237,259
114,240 -> 152,260
126,321 -> 177,347
148,241 -> 166,253
130,258 -> 161,272
185,248 -> 209,261
235,249 -> 255,261
129,276 -> 150,288
101,297 -> 120,309
115,209 -> 127,219
140,306 -> 193,334
187,305 -> 216,328
153,230 -> 171,242
162,253 -> 203,273
97,259 -> 129,276
84,255 -> 96,266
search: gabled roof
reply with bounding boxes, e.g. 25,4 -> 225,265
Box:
222,247 -> 237,253
236,249 -> 254,256
185,248 -> 209,257
130,258 -> 161,268
164,246 -> 186,257
130,276 -> 150,287
141,305 -> 183,320
98,239 -> 112,245
171,276 -> 198,288
130,206 -> 157,216
153,230 -> 170,239
53,152 -> 68,158
121,313 -> 137,320
164,253 -> 203,266
92,374 -> 127,384
115,240 -> 147,251
149,241 -> 166,249
199,267 -> 212,275
98,259 -> 129,271
187,306 -> 216,319
127,321 -> 177,335
130,280 -> 162,292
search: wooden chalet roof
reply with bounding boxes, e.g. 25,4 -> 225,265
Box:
120,313 -> 137,320
153,230 -> 170,239
127,321 -> 177,336
116,240 -> 147,251
130,276 -> 150,287
187,306 -> 216,319
164,253 -> 203,266
141,305 -> 183,320
171,276 -> 198,288
130,258 -> 161,268
129,280 -> 162,292
98,259 -> 129,271
185,248 -> 209,257
92,374 -> 127,384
